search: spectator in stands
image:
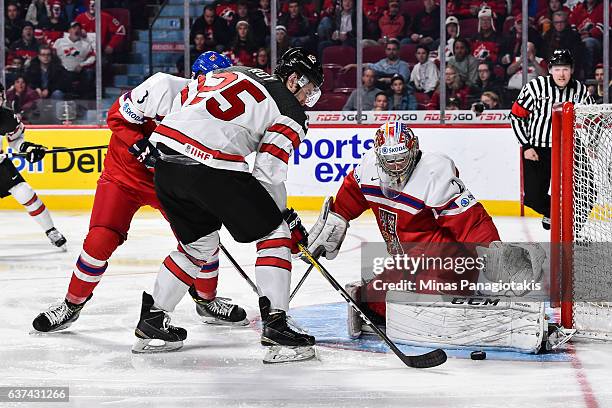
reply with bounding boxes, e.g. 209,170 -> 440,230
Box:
276,26 -> 291,57
506,42 -> 547,90
542,11 -> 583,76
25,45 -> 68,100
343,68 -> 382,111
278,0 -> 312,51
190,5 -> 230,52
54,21 -> 95,98
10,22 -> 40,63
446,96 -> 461,110
406,0 -> 440,46
447,38 -> 478,87
6,76 -> 40,119
63,0 -> 81,22
40,1 -> 70,33
6,55 -> 26,87
429,65 -> 470,109
251,0 -> 271,47
318,0 -> 361,56
589,63 -> 612,103
447,0 -> 507,20
229,21 -> 258,66
341,39 -> 410,86
254,47 -> 271,73
410,45 -> 439,94
363,0 -> 386,36
5,2 -> 24,48
570,0 -> 603,79
177,32 -> 208,77
378,0 -> 405,42
76,0 -> 126,57
479,91 -> 500,109
388,74 -> 417,110
499,14 -> 544,68
439,16 -> 460,59
536,0 -> 571,34
26,0 -> 49,27
471,7 -> 500,63
373,91 -> 389,111
471,61 -> 503,101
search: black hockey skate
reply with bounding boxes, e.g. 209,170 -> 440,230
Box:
132,292 -> 187,353
46,228 -> 67,250
188,286 -> 248,326
32,295 -> 91,332
260,297 -> 315,363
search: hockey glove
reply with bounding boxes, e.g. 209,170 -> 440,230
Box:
282,208 -> 308,254
129,138 -> 160,168
19,141 -> 46,163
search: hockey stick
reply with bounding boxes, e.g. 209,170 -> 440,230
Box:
218,242 -> 259,295
8,145 -> 109,158
220,242 -> 314,304
289,263 -> 314,301
298,243 -> 447,369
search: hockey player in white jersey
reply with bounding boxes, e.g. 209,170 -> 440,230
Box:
306,122 -> 575,353
133,48 -> 323,362
32,52 -> 248,333
0,82 -> 66,249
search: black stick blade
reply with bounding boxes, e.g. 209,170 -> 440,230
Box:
402,348 -> 447,368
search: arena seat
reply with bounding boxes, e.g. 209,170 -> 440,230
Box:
399,44 -> 418,64
334,67 -> 357,88
314,93 -> 349,110
322,46 -> 356,66
363,45 -> 386,63
460,18 -> 479,39
322,64 -> 342,93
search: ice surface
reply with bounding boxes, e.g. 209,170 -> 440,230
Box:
0,210 -> 610,408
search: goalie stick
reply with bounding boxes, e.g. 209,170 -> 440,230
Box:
298,243 -> 448,369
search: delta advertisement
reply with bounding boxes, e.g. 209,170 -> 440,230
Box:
1,126 -> 522,213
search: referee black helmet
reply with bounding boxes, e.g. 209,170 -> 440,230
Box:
549,49 -> 574,68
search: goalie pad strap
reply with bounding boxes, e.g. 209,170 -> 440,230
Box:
385,290 -> 546,353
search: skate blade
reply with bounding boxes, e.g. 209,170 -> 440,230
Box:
131,338 -> 184,354
198,315 -> 249,327
263,346 -> 317,364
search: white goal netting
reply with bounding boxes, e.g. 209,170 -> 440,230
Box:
570,104 -> 612,339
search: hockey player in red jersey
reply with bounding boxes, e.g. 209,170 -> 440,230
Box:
0,83 -> 67,249
306,122 -> 574,353
133,48 -> 323,361
32,52 -> 247,333
307,121 -> 500,317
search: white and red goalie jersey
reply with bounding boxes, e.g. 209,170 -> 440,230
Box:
150,66 -> 308,208
333,148 -> 500,247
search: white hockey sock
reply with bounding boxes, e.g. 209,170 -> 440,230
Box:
9,182 -> 54,232
255,222 -> 292,312
153,232 -> 220,312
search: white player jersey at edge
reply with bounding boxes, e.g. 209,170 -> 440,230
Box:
149,66 -> 308,202
118,72 -> 190,125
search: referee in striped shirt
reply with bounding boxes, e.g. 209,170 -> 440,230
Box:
510,49 -> 591,230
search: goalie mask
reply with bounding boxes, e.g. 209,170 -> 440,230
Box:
374,122 -> 420,198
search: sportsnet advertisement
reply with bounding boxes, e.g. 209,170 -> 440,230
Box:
287,126 -> 521,214
1,126 -> 521,214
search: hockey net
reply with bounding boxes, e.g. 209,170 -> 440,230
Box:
551,102 -> 612,340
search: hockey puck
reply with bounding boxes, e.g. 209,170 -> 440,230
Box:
470,351 -> 486,360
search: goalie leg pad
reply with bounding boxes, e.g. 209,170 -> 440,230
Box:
346,281 -> 364,339
385,290 -> 546,353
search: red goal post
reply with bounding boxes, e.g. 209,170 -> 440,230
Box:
551,102 -> 612,340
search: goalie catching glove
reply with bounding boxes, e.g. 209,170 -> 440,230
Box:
282,208 -> 308,254
305,197 -> 348,260
19,141 -> 46,163
129,138 -> 160,168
